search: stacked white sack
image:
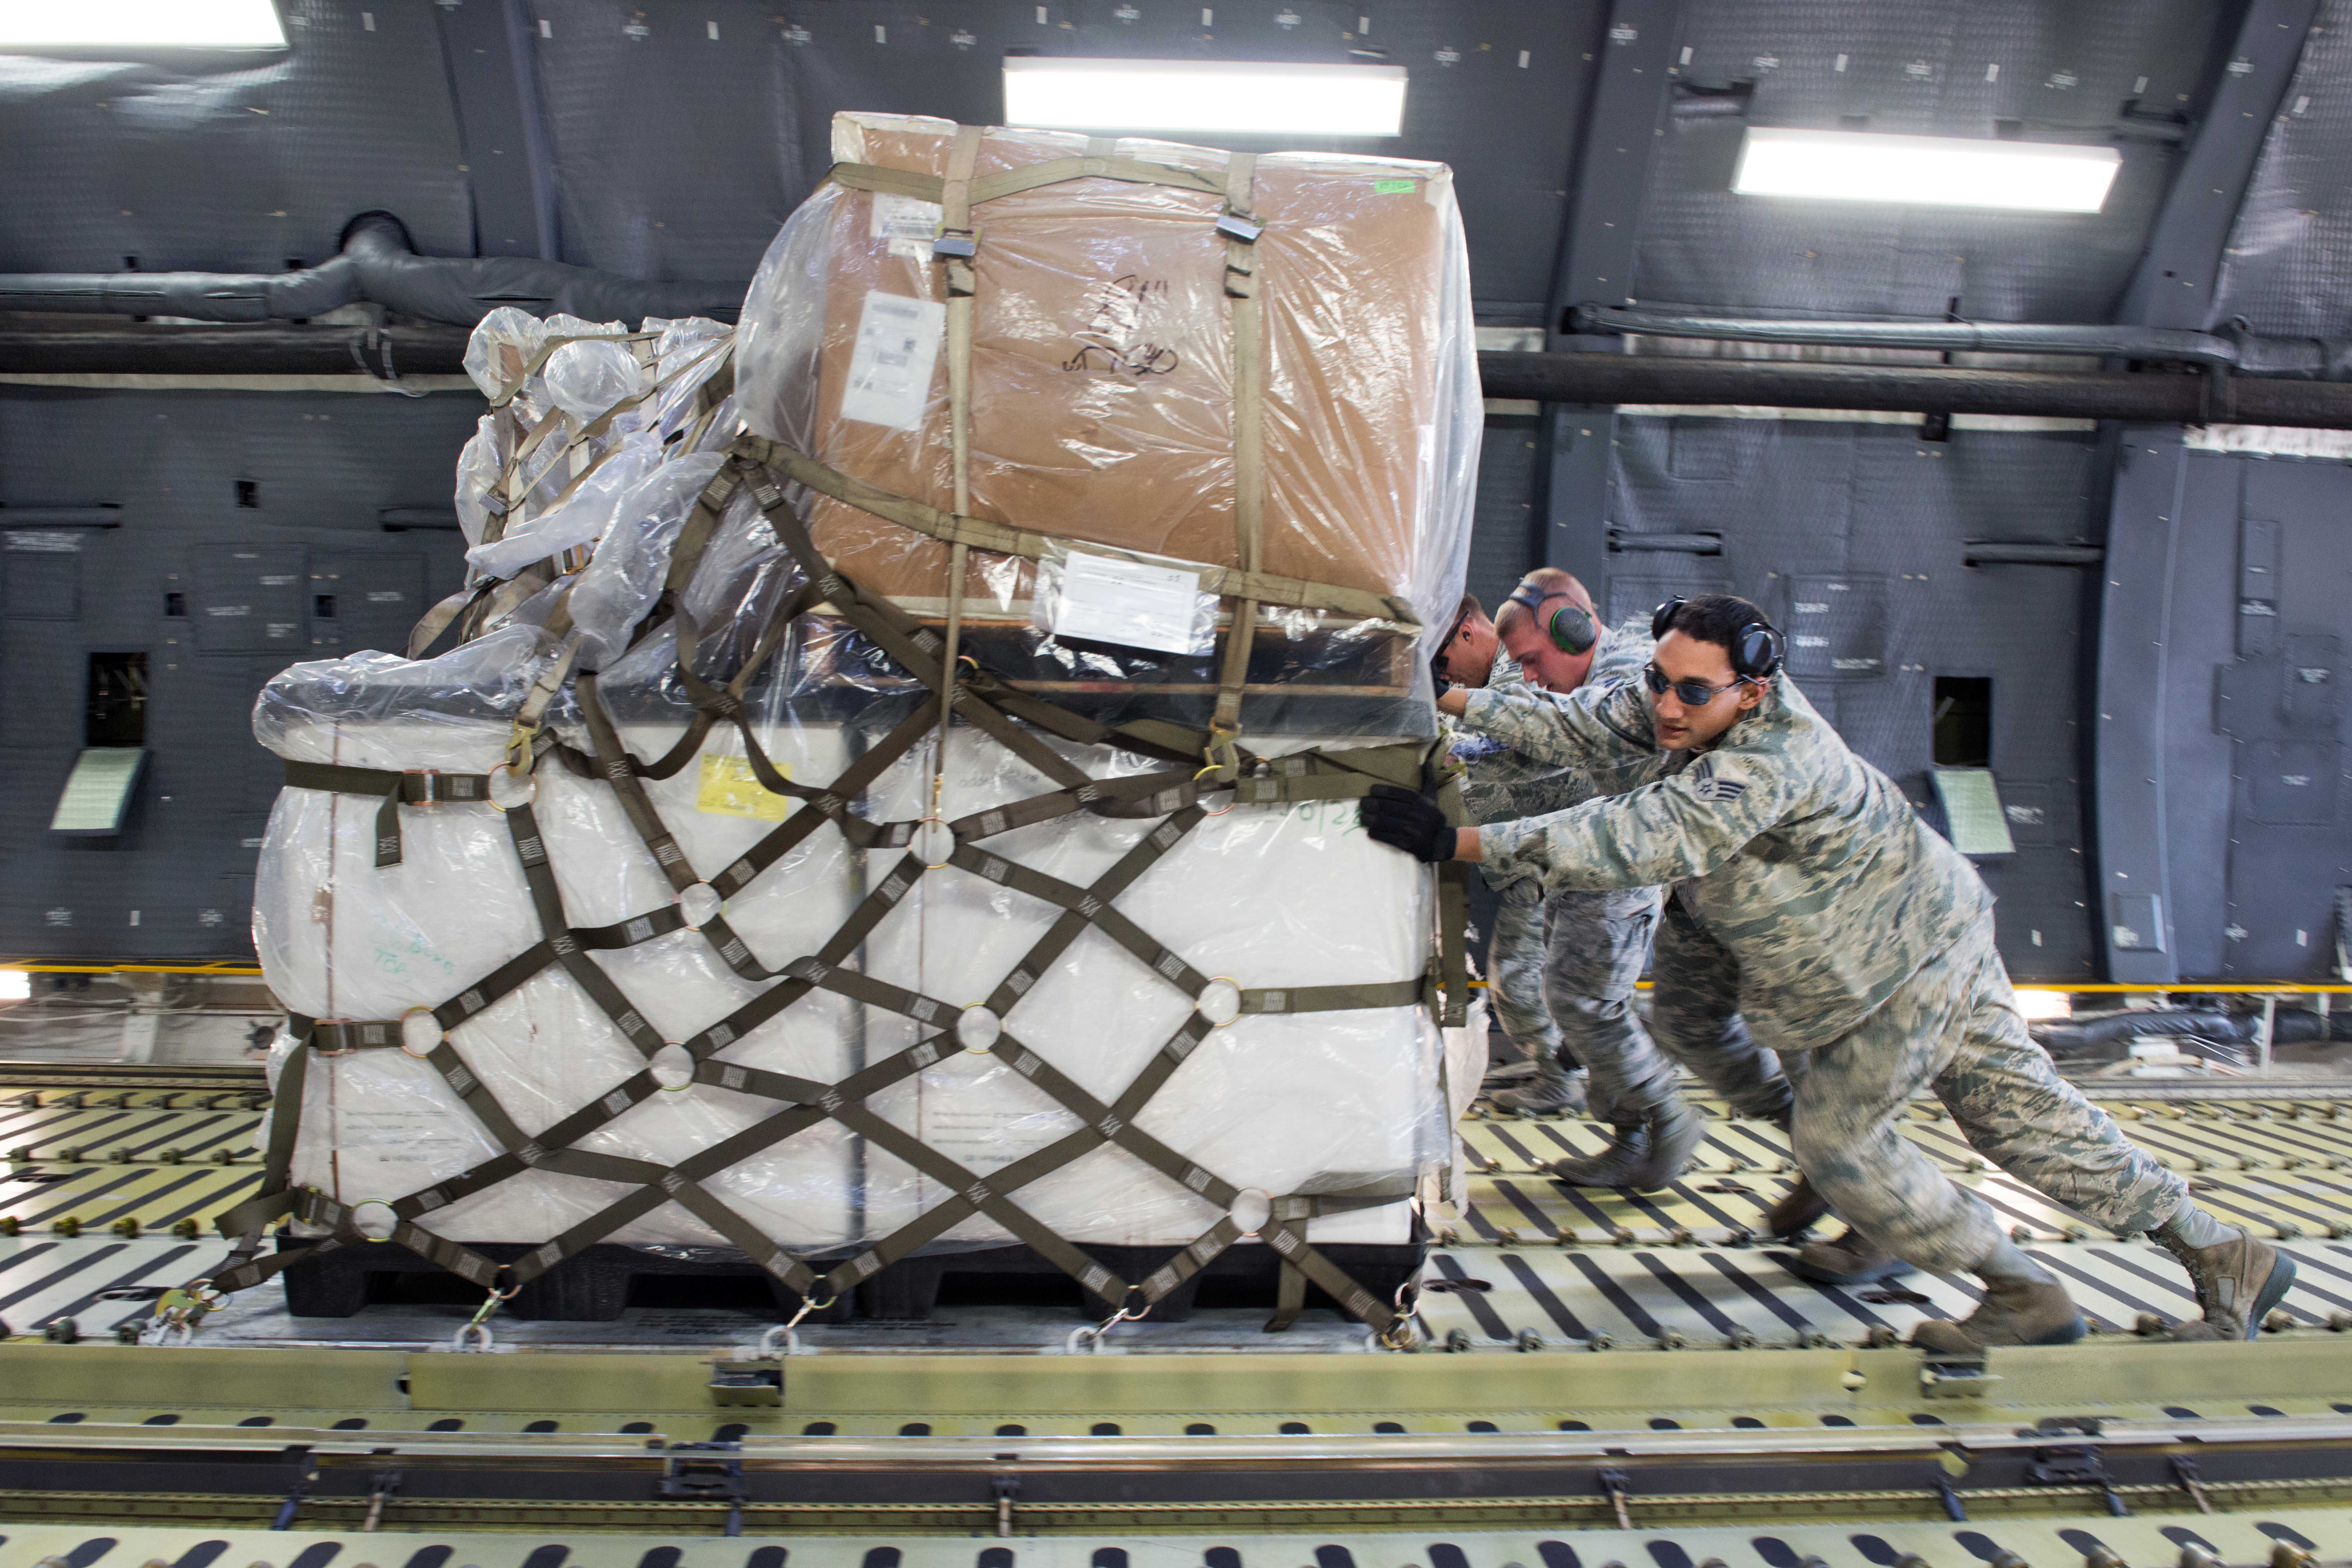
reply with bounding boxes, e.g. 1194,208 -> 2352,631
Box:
256,634 -> 1441,1249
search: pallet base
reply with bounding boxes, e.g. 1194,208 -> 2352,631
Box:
274,1236 -> 1428,1324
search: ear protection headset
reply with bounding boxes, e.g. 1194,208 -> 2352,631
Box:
1651,596 -> 1786,681
1503,579 -> 1598,655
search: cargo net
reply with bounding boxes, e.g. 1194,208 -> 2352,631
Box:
227,447 -> 1467,1340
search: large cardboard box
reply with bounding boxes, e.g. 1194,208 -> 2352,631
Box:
737,113 -> 1476,623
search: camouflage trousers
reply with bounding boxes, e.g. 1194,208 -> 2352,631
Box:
1541,884 -> 1679,1116
1486,876 -> 1562,1065
1649,890 -> 1796,1123
1791,912 -> 2189,1275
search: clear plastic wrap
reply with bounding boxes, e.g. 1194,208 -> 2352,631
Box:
448,311 -> 737,615
543,337 -> 644,419
463,428 -> 665,580
565,452 -> 728,670
452,414 -> 508,547
461,306 -> 548,403
735,112 -> 1481,738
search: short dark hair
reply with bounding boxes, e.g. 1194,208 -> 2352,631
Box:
1660,593 -> 1771,652
1454,591 -> 1485,624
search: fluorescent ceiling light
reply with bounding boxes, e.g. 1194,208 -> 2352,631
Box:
1732,127 -> 2120,213
1004,57 -> 1406,138
0,0 -> 288,49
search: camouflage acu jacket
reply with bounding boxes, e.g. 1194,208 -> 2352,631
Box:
1454,619 -> 1653,826
1458,669 -> 1992,1052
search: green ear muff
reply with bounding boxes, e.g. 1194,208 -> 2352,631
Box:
1504,580 -> 1597,654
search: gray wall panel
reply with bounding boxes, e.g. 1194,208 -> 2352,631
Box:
2211,0 -> 2352,335
1638,0 -> 2225,320
1609,415 -> 2102,978
1466,413 -> 1543,615
0,0 -> 469,273
2159,452 -> 2244,979
2223,456 -> 2352,976
0,389 -> 477,961
2102,446 -> 2352,982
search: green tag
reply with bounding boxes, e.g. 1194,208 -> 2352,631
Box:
1373,178 -> 1416,194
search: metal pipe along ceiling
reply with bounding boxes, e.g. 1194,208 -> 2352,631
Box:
0,212 -> 744,329
1476,352 -> 2352,430
1578,303 -> 2352,380
13,324 -> 2352,433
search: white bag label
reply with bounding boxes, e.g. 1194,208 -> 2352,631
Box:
1052,550 -> 1204,655
840,290 -> 944,432
870,192 -> 942,240
870,192 -> 942,261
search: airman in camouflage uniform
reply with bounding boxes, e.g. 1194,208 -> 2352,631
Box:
1451,587 -> 1676,1128
1459,590 -> 1804,1180
1451,641 -> 1578,1103
1374,593 -> 2295,1347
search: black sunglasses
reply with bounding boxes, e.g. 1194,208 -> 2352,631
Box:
1643,663 -> 1744,707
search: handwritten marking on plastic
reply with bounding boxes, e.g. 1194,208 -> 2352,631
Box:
1063,275 -> 1180,376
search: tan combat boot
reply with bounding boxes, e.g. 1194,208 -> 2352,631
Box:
1910,1276 -> 2086,1352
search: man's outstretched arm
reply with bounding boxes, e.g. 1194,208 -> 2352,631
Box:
1362,746 -> 1793,891
1438,675 -> 1654,771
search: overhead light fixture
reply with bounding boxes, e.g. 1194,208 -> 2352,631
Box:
1732,127 -> 2121,213
0,0 -> 288,49
1003,57 -> 1407,138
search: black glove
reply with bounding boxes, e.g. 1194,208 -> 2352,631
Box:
1429,649 -> 1453,699
1359,783 -> 1456,863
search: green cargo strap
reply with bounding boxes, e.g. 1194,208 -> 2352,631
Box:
742,435 -> 1413,627
490,406 -> 575,539
634,588 -> 816,787
505,635 -> 581,772
827,154 -> 1228,208
406,579 -> 498,660
1434,771 -> 1470,1026
576,673 -> 700,895
206,1036 -> 313,1288
933,122 -> 985,827
281,760 -> 491,868
1264,1172 -> 1418,1331
1207,151 -> 1266,782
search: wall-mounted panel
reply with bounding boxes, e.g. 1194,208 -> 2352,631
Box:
1,530 -> 82,621
2104,446 -> 2352,981
2223,457 -> 2352,977
1610,414 -> 2103,978
0,388 -> 478,961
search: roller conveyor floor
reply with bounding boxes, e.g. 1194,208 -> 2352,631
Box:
16,1084 -> 2352,1355
8,1069 -> 2352,1561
